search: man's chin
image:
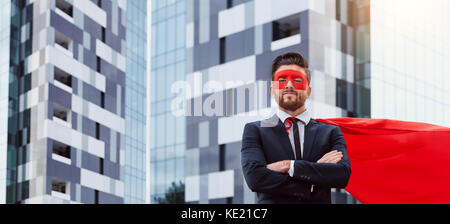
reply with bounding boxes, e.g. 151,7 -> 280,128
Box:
279,102 -> 304,111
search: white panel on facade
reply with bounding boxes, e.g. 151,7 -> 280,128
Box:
45,119 -> 106,158
185,71 -> 203,99
95,72 -> 106,92
254,0 -> 272,26
47,46 -> 102,90
116,53 -> 126,72
115,180 -> 124,197
46,119 -> 82,149
205,55 -> 256,95
309,100 -> 342,119
88,101 -> 126,134
186,22 -> 194,48
70,95 -> 125,135
255,0 -> 309,26
96,39 -> 113,63
185,175 -> 200,202
80,169 -> 111,194
26,50 -> 41,74
53,80 -> 73,94
208,170 -> 234,200
271,34 -> 301,51
73,0 -> 107,28
218,107 -> 274,145
271,0 -> 308,22
96,39 -> 126,72
87,137 -> 105,158
218,3 -> 246,38
52,153 -> 72,165
310,0 -> 326,15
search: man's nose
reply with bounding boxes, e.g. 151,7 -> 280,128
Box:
285,80 -> 295,89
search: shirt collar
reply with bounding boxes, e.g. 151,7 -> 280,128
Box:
277,108 -> 311,126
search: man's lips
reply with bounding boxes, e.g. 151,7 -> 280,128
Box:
282,91 -> 297,96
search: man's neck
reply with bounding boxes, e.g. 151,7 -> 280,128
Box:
279,105 -> 306,117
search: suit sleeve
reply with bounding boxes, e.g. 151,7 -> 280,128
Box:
292,126 -> 351,188
241,123 -> 311,197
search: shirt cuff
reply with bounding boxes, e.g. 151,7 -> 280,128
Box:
288,160 -> 295,177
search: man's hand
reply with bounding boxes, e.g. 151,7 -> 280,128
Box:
267,150 -> 342,173
317,150 -> 343,163
266,160 -> 291,173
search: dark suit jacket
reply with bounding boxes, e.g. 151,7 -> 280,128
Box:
241,114 -> 351,204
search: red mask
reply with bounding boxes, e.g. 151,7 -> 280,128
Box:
273,69 -> 309,90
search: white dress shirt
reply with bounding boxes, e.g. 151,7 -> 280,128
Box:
276,108 -> 311,177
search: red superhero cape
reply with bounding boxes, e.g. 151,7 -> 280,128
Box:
313,118 -> 450,204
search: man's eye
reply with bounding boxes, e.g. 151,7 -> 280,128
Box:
278,78 -> 286,82
294,79 -> 303,83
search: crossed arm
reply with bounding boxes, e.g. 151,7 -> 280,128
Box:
241,123 -> 351,197
267,150 -> 344,172
267,126 -> 351,188
241,123 -> 311,196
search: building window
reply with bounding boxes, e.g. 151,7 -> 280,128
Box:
94,190 -> 99,204
272,14 -> 300,41
55,0 -> 73,17
100,92 -> 105,108
220,37 -> 226,64
54,67 -> 72,88
97,57 -> 101,73
53,103 -> 71,127
96,122 -> 100,139
52,140 -> 71,159
55,30 -> 73,55
336,79 -> 348,110
219,144 -> 225,171
51,178 -> 70,200
227,0 -> 233,9
99,158 -> 104,175
52,179 -> 67,193
101,27 -> 106,43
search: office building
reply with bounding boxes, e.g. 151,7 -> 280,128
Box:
124,0 -> 148,204
149,0 -> 450,204
149,0 -> 187,203
1,0 -> 129,203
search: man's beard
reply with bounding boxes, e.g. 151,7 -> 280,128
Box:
278,93 -> 306,111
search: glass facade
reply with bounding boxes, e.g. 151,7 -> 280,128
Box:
4,0 -> 22,204
150,0 -> 186,203
0,0 -> 12,204
125,0 -> 148,204
370,0 -> 450,126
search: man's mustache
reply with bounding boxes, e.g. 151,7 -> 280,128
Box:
281,89 -> 298,95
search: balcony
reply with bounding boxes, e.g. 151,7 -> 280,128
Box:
55,30 -> 73,57
55,0 -> 74,23
52,140 -> 71,165
54,66 -> 72,93
51,178 -> 70,200
53,103 -> 71,128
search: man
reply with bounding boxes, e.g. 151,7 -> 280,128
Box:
241,52 -> 351,204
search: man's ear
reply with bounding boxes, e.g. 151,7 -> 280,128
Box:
307,85 -> 312,98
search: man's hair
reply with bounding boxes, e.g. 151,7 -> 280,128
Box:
271,52 -> 311,84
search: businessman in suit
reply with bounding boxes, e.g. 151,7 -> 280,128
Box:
241,52 -> 351,204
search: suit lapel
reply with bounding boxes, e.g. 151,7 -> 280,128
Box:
263,114 -> 296,160
303,120 -> 318,161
